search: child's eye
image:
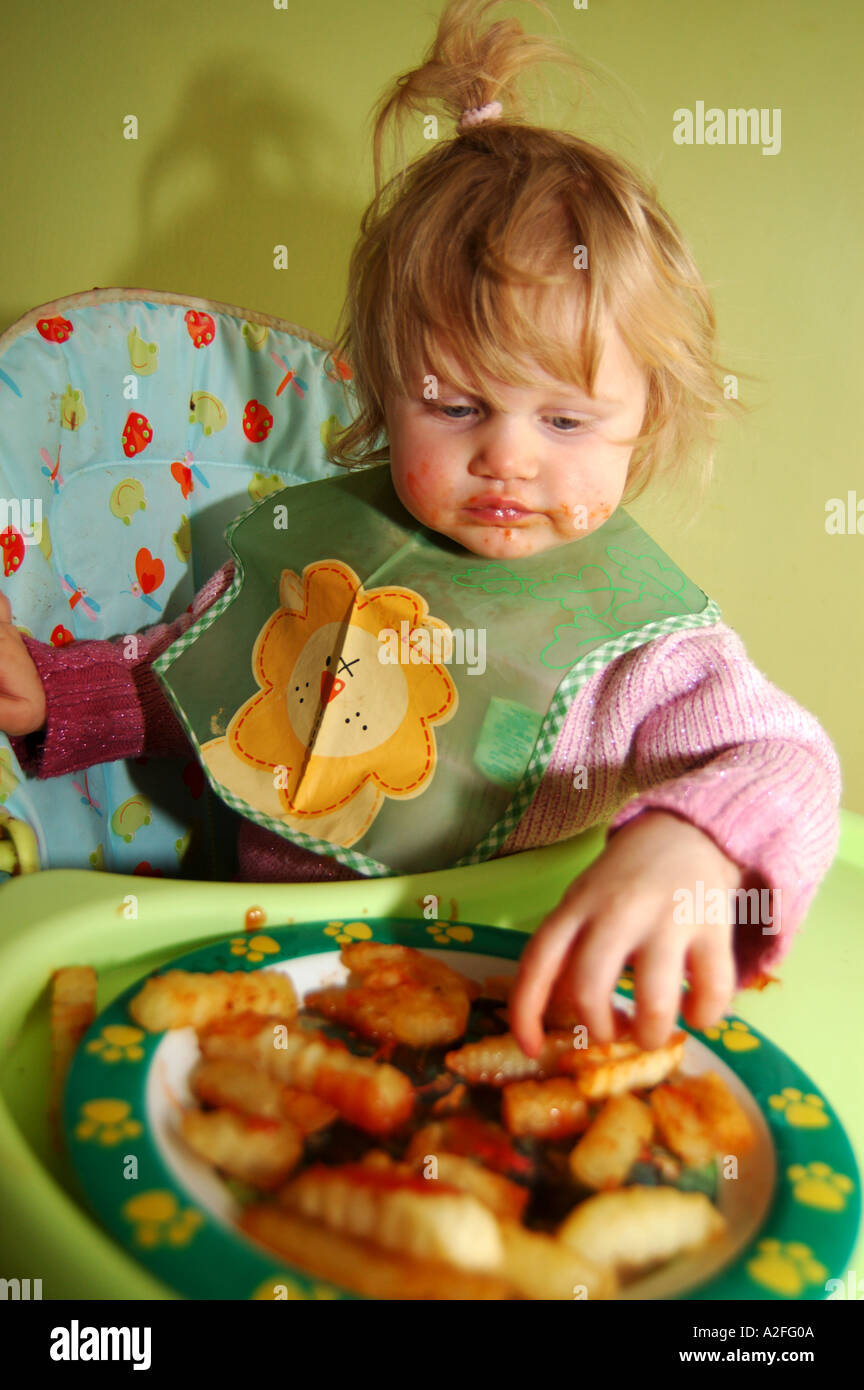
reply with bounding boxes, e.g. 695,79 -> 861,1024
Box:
548,416 -> 588,433
434,404 -> 587,432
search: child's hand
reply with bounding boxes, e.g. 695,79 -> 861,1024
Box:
509,810 -> 744,1057
0,590 -> 46,736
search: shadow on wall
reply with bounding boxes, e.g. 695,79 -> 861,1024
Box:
0,57 -> 362,335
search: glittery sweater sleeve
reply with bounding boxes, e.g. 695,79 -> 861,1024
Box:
7,561 -> 236,777
503,622 -> 842,987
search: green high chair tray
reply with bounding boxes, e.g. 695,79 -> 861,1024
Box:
0,817 -> 861,1301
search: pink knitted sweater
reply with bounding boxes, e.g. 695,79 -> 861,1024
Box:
9,559 -> 841,989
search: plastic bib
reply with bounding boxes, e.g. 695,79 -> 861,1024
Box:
154,466 -> 721,876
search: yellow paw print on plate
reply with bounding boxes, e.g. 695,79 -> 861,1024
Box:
425,922 -> 474,946
703,1019 -> 760,1051
74,1099 -> 142,1145
746,1238 -> 828,1296
787,1161 -> 854,1211
86,1024 -> 146,1063
122,1191 -> 204,1248
251,1275 -> 340,1300
229,934 -> 281,963
323,920 -> 374,945
768,1088 -> 830,1129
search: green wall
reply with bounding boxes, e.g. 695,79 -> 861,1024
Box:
2,0 -> 861,806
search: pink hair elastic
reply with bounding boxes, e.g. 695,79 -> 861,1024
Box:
458,100 -> 503,130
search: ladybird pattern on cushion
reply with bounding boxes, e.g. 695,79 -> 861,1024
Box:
0,288 -> 355,877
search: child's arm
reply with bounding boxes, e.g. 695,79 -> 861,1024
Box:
0,561 -> 235,777
509,622 -> 841,1055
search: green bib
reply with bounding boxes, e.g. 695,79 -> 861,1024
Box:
154,466 -> 720,876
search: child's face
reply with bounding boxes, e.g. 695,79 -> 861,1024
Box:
385,319 -> 649,559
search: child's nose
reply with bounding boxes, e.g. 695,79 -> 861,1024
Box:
468,418 -> 537,479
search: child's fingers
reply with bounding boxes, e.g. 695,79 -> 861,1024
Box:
549,917 -> 640,1045
681,933 -> 736,1033
0,590 -> 11,623
630,931 -> 689,1051
509,896 -> 591,1057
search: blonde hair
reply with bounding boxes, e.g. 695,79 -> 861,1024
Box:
328,0 -> 748,505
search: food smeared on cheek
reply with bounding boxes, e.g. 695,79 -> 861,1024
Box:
556,498 -> 614,536
403,469 -> 426,506
403,459 -> 441,504
402,460 -> 456,521
586,501 -> 613,527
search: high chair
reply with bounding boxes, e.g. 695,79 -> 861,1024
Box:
0,288 -> 860,1298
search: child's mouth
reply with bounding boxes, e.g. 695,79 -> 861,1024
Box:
464,496 -> 534,525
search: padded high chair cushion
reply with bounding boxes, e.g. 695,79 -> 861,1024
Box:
0,287 -> 358,876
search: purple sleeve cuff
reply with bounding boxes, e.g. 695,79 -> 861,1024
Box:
9,635 -> 147,778
8,561 -> 235,778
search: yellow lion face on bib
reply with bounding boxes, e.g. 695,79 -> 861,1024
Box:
221,559 -> 458,843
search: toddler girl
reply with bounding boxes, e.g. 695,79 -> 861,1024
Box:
0,0 -> 841,1057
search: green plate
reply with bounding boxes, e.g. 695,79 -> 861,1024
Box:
63,918 -> 861,1301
